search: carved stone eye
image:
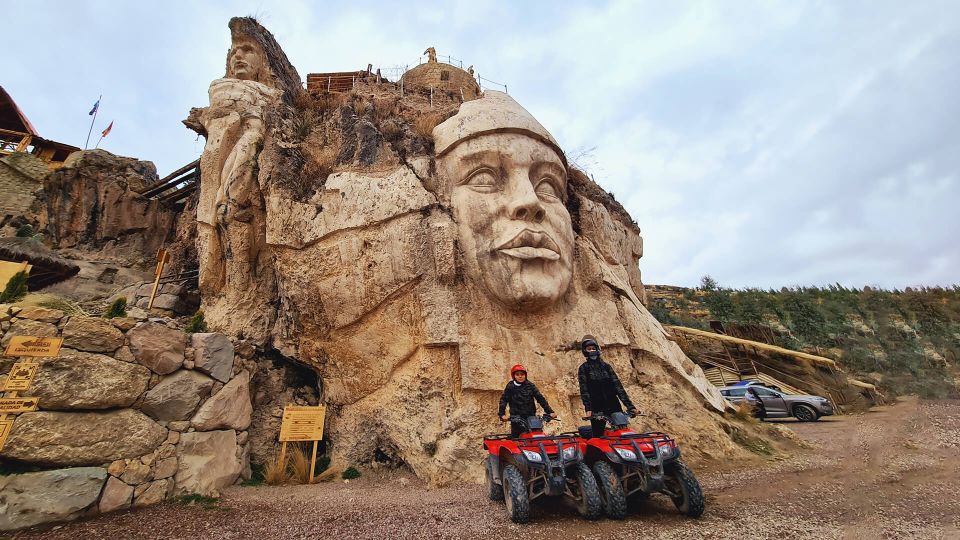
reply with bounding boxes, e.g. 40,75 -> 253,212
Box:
464,168 -> 498,191
535,179 -> 561,200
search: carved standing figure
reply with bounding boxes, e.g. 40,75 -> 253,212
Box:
424,47 -> 437,63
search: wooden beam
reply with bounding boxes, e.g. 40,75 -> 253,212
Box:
666,325 -> 838,368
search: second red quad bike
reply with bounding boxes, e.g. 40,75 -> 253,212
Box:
483,415 -> 603,523
580,412 -> 705,519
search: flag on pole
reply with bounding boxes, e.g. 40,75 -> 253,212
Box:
101,121 -> 114,138
88,99 -> 100,116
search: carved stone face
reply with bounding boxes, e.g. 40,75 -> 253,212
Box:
227,41 -> 264,81
440,133 -> 574,310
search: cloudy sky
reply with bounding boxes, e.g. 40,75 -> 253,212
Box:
6,1 -> 957,289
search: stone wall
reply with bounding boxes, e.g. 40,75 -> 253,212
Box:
0,304 -> 253,531
0,153 -> 48,234
401,62 -> 481,100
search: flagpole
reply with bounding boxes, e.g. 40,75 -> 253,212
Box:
84,94 -> 101,150
94,134 -> 104,149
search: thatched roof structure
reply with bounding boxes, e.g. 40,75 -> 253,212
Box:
0,237 -> 80,289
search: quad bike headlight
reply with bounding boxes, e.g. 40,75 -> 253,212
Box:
614,447 -> 637,461
658,443 -> 674,458
522,450 -> 543,463
562,446 -> 578,460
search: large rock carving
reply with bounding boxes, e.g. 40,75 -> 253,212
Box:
188,17 -> 738,483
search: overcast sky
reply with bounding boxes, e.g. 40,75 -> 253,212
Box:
6,1 -> 958,289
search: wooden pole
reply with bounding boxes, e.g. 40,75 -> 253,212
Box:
146,249 -> 169,309
278,441 -> 288,472
309,440 -> 318,483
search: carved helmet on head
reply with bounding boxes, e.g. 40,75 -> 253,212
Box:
510,364 -> 527,377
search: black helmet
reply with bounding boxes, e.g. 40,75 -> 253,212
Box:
580,335 -> 601,357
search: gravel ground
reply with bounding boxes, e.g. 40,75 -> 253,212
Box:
7,398 -> 960,540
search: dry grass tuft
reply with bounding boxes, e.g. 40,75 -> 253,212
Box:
413,112 -> 446,141
733,402 -> 759,424
372,97 -> 396,121
263,457 -> 290,486
287,443 -> 314,484
17,293 -> 88,317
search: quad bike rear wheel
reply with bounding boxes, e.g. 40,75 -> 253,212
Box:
592,461 -> 627,519
485,459 -> 504,501
664,461 -> 705,518
793,404 -> 819,422
573,462 -> 604,520
502,464 -> 530,523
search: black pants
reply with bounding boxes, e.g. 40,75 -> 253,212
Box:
590,418 -> 607,438
510,422 -> 525,438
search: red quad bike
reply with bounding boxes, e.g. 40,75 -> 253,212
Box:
483,415 -> 603,523
580,412 -> 705,519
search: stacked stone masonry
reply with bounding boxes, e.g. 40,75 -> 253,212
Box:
0,303 -> 254,531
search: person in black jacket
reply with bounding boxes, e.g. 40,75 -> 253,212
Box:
498,364 -> 557,438
577,336 -> 638,437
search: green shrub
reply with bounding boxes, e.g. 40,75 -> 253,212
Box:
104,297 -> 127,318
0,271 -> 28,303
342,466 -> 361,480
186,311 -> 208,333
14,224 -> 33,238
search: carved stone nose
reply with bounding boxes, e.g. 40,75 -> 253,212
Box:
513,206 -> 545,222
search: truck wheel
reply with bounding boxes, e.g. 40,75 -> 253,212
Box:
793,404 -> 819,422
486,460 -> 504,501
502,464 -> 530,523
665,461 -> 705,518
592,461 -> 627,519
574,462 -> 604,520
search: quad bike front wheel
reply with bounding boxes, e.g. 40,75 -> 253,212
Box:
592,461 -> 627,519
573,462 -> 604,520
485,459 -> 504,502
502,464 -> 530,523
664,461 -> 705,518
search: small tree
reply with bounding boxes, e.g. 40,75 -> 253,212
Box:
186,310 -> 208,333
104,297 -> 128,319
15,224 -> 34,238
699,275 -> 718,292
0,271 -> 29,303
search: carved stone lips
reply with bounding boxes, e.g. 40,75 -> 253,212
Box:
496,229 -> 561,261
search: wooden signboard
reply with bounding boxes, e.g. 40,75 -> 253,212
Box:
278,405 -> 327,483
4,336 -> 63,358
2,361 -> 40,391
0,397 -> 39,414
0,419 -> 13,452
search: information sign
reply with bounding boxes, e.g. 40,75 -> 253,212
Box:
4,336 -> 63,358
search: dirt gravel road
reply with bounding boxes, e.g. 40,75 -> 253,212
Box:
8,398 -> 960,540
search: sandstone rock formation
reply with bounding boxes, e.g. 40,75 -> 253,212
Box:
185,17 -> 741,483
44,150 -> 175,265
0,467 -> 106,531
28,350 -> 150,410
174,430 -> 243,496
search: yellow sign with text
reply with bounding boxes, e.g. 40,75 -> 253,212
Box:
279,405 -> 326,442
4,336 -> 63,358
2,361 -> 40,391
0,397 -> 39,413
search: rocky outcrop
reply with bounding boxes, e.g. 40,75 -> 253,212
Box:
191,370 -> 252,431
0,468 -> 107,531
61,316 -> 124,353
174,430 -> 242,497
43,150 -> 176,265
0,318 -> 58,347
127,322 -> 185,375
98,476 -> 134,513
29,351 -> 150,410
0,410 -> 166,466
192,332 -> 234,382
140,369 -> 215,421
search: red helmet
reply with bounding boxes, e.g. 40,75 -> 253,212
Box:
510,364 -> 527,376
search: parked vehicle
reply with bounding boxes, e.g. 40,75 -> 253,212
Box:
483,415 -> 603,523
579,412 -> 705,519
720,385 -> 834,421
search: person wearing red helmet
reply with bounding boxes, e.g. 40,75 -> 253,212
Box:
498,364 -> 557,438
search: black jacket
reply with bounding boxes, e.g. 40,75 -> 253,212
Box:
578,358 -> 634,413
498,380 -> 554,417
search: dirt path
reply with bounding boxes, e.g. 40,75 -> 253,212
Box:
8,398 -> 960,540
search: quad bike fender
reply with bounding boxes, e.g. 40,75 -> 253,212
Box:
486,455 -> 502,485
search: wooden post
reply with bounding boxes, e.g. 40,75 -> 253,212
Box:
278,441 -> 288,472
146,249 -> 170,309
430,86 -> 433,108
309,440 -> 319,483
